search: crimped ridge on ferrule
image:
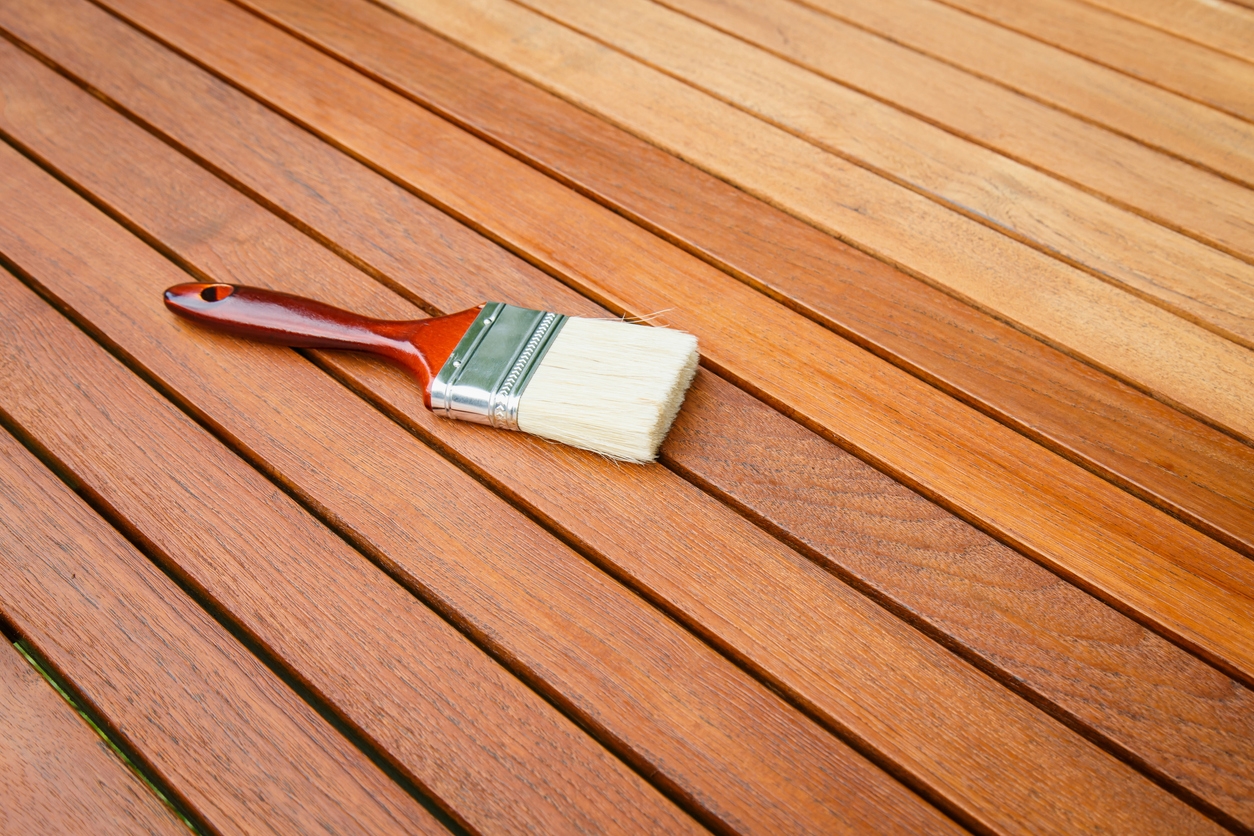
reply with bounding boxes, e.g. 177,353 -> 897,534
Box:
429,303 -> 568,431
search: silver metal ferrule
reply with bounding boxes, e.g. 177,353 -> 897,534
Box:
429,302 -> 568,431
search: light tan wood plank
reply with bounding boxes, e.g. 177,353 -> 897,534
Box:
940,0 -> 1254,122
660,0 -> 1254,268
513,0 -> 1254,352
1075,0 -> 1254,62
380,0 -> 1254,443
799,0 -> 1254,187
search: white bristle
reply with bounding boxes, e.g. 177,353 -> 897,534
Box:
516,317 -> 699,462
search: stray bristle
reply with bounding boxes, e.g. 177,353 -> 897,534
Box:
517,317 -> 699,462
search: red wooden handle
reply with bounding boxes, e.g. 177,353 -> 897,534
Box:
164,283 -> 482,401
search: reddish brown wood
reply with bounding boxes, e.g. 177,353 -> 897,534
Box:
233,0 -> 1254,559
0,639 -> 186,836
79,0 -> 1254,688
0,137 -> 961,836
0,419 -> 446,835
164,282 -> 480,403
0,24 -> 1242,833
0,269 -> 704,834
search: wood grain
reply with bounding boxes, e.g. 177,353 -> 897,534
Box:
0,639 -> 187,836
375,0 -> 1254,445
797,0 -> 1254,188
1072,0 -> 1254,62
86,0 -> 1254,684
0,180 -> 711,836
233,0 -> 1254,558
658,0 -> 1254,268
938,0 -> 1254,122
0,136 -> 960,836
3,18 -> 1250,831
513,0 -> 1254,353
0,403 -> 446,836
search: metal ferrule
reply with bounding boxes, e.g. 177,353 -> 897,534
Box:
429,302 -> 568,431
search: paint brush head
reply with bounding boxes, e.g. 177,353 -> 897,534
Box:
163,284 -> 699,461
516,317 -> 699,462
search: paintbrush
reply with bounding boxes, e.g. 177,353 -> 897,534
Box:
164,283 -> 699,462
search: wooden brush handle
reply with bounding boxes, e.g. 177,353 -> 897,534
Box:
163,283 -> 482,398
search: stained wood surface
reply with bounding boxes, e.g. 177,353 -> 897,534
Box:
939,0 -> 1254,122
505,0 -> 1254,353
377,0 -> 1254,446
79,0 -> 1254,690
5,0 -> 1253,830
0,128 -> 967,836
0,207 -> 700,836
0,395 -> 445,836
230,0 -> 1254,558
799,0 -> 1254,188
659,0 -> 1254,268
1073,0 -> 1254,61
0,639 -> 186,836
0,25 -> 1238,833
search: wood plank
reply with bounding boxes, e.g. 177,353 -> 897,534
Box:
235,0 -> 1254,560
0,141 -> 961,836
0,416 -> 446,836
658,0 -> 1254,268
1072,0 -> 1254,63
2,18 -> 1249,832
0,178 -> 713,836
798,0 -> 1254,188
372,0 -> 1254,445
0,639 -> 187,836
506,0 -> 1254,354
84,0 -> 1254,684
939,0 -> 1254,122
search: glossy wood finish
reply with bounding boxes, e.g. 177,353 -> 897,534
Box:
0,400 -> 446,836
0,136 -> 963,836
81,0 -> 1254,688
938,0 -> 1254,122
164,282 -> 482,403
217,0 -> 1254,557
0,639 -> 186,836
798,0 -> 1254,188
5,0 -> 1252,830
0,172 -> 720,836
1,16 -> 1249,831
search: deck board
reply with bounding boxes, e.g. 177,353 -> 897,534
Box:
658,0 -> 1254,269
2,0 -> 1251,830
0,640 -> 187,836
229,0 -> 1254,555
0,120 -> 950,836
374,0 -> 1254,444
799,0 -> 1254,187
501,0 -> 1254,349
938,0 -> 1254,121
0,371 -> 444,835
81,0 -> 1254,684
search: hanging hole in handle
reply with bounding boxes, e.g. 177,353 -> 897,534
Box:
200,284 -> 234,302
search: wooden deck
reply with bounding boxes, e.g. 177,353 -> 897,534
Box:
1,0 -> 1251,832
